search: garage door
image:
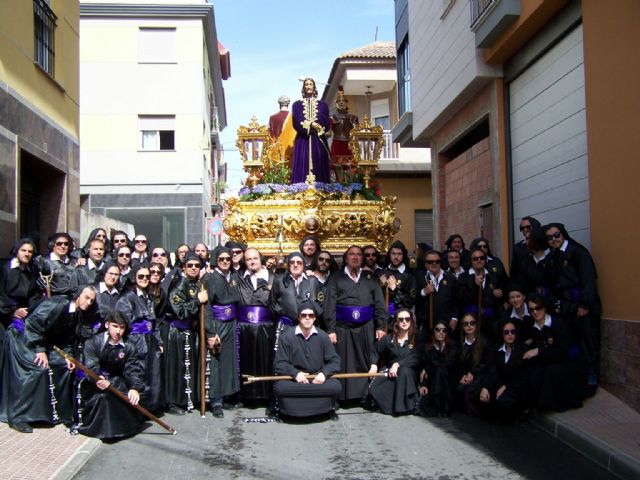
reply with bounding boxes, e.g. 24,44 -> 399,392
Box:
509,24 -> 590,248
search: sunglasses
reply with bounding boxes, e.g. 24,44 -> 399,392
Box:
152,252 -> 166,257
118,253 -> 131,257
289,260 -> 303,265
546,231 -> 562,241
530,305 -> 545,312
434,327 -> 447,333
95,234 -> 106,239
318,257 -> 331,263
503,329 -> 517,335
477,244 -> 488,248
134,239 -> 147,244
232,250 -> 243,255
299,313 -> 315,319
185,263 -> 201,269
472,256 -> 486,261
149,270 -> 162,275
217,256 -> 231,262
519,225 -> 532,232
113,239 -> 126,244
425,259 -> 440,265
137,274 -> 150,280
55,241 -> 69,247
397,316 -> 411,322
463,320 -> 476,327
364,253 -> 377,257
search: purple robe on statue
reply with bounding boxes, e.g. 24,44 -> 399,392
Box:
291,98 -> 331,183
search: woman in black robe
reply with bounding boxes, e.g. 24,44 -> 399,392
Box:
479,320 -> 528,421
78,311 -> 147,439
521,293 -> 587,412
415,321 -> 458,417
368,309 -> 419,415
115,264 -> 164,412
202,246 -> 241,418
455,313 -> 491,416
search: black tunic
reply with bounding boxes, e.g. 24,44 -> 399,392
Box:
324,269 -> 387,401
415,270 -> 460,332
0,297 -> 78,425
458,269 -> 504,339
77,332 -> 147,439
34,254 -> 76,297
455,338 -> 491,415
273,327 -> 341,417
380,265 -> 416,322
94,283 -> 121,325
416,342 -> 458,416
238,269 -> 276,401
115,289 -> 163,411
202,270 -> 241,400
368,335 -> 419,415
69,262 -> 104,292
481,342 -> 528,421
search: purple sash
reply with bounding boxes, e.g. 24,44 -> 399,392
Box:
336,305 -> 374,325
279,316 -> 295,327
130,320 -> 154,334
388,302 -> 396,317
92,321 -> 102,331
211,304 -> 236,322
564,287 -> 581,303
170,319 -> 192,330
237,305 -> 272,325
464,305 -> 495,318
11,318 -> 25,333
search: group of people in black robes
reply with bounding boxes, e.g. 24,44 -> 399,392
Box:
0,215 -> 600,437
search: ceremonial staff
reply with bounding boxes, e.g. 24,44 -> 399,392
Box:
199,283 -> 207,418
242,372 -> 387,385
428,278 -> 434,331
53,346 -> 177,435
477,272 -> 484,330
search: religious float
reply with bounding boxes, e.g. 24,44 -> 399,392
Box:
223,115 -> 401,257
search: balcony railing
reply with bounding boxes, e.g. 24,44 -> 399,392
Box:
380,131 -> 400,161
469,0 -> 497,29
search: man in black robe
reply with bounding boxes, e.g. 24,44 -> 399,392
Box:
77,311 -> 147,439
69,238 -> 106,290
237,247 -> 276,405
379,240 -> 417,326
273,303 -> 341,420
0,285 -> 96,433
510,216 -> 541,281
324,245 -> 387,402
34,232 -> 77,297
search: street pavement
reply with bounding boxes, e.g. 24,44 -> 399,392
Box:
72,405 -> 616,480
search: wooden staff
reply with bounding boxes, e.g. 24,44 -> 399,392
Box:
477,272 -> 484,330
199,284 -> 207,419
40,272 -> 53,298
428,284 -> 434,332
242,372 -> 387,385
53,346 -> 176,435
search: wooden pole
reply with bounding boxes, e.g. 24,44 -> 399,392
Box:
53,346 -> 176,435
477,273 -> 484,331
199,284 -> 207,418
242,372 -> 387,385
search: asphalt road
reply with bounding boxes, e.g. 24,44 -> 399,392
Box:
73,405 -> 615,480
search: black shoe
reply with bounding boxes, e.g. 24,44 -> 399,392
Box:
212,405 -> 224,418
328,410 -> 339,421
265,406 -> 277,417
166,405 -> 186,416
10,422 -> 33,433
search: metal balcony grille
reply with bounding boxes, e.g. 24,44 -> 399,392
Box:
469,0 -> 496,29
33,0 -> 57,76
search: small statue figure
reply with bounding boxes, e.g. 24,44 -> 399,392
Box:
330,86 -> 359,183
269,95 -> 290,140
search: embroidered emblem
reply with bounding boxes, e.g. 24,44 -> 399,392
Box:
188,288 -> 196,297
489,283 -> 494,290
317,291 -> 325,303
230,280 -> 237,287
225,307 -> 231,316
547,337 -> 554,345
305,291 -> 311,299
247,311 -> 254,320
352,310 -> 361,320
410,288 -> 417,298
366,274 -> 372,280
397,279 -> 402,285
172,294 -> 181,304
146,321 -> 152,331
442,280 -> 448,286
118,351 -> 126,359
492,267 -> 497,273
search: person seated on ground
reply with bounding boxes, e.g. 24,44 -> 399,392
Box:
78,311 -> 147,440
415,321 -> 458,417
273,303 -> 341,421
479,320 -> 528,421
0,285 -> 96,433
521,293 -> 588,412
367,309 -> 420,416
455,313 -> 491,416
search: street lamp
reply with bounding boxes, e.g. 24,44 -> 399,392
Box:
348,115 -> 385,188
236,116 -> 272,188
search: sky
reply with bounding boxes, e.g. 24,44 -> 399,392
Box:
212,0 -> 396,192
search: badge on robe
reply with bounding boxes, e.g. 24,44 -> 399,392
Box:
317,291 -> 325,303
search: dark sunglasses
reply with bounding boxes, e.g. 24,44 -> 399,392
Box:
134,239 -> 147,244
462,320 -> 476,327
472,256 -> 486,261
113,238 -> 126,244
546,231 -> 562,241
152,252 -> 166,257
137,274 -> 150,280
149,270 -> 162,275
425,259 -> 440,265
217,256 -> 231,262
299,313 -> 315,318
118,253 -> 131,257
364,253 -> 377,257
396,316 -> 411,322
289,260 -> 303,265
503,329 -> 517,335
477,244 -> 488,248
434,327 -> 446,333
519,225 -> 532,232
530,305 -> 545,312
185,263 -> 201,269
55,241 -> 69,247
232,250 -> 243,255
318,257 -> 331,263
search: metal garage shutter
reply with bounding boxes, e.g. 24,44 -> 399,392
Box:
509,24 -> 590,248
415,209 -> 433,245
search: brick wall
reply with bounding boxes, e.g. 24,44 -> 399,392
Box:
438,137 -> 493,246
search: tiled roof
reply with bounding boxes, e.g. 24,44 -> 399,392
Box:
339,41 -> 395,59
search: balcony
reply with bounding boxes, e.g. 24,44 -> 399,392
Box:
469,0 -> 520,48
380,131 -> 399,161
377,131 -> 430,174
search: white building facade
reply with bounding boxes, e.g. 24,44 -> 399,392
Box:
79,0 -> 228,249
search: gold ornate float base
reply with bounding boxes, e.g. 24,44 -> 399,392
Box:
223,188 -> 400,256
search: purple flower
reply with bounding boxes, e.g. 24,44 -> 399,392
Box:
238,187 -> 250,196
253,184 -> 272,195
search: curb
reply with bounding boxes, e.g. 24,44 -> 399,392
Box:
530,413 -> 640,480
50,437 -> 102,480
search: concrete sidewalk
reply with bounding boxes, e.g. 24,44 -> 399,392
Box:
0,422 -> 99,480
531,388 -> 640,480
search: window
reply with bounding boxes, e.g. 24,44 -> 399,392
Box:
397,37 -> 411,116
139,115 -> 175,151
415,210 -> 433,246
33,0 -> 56,76
138,27 -> 177,63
